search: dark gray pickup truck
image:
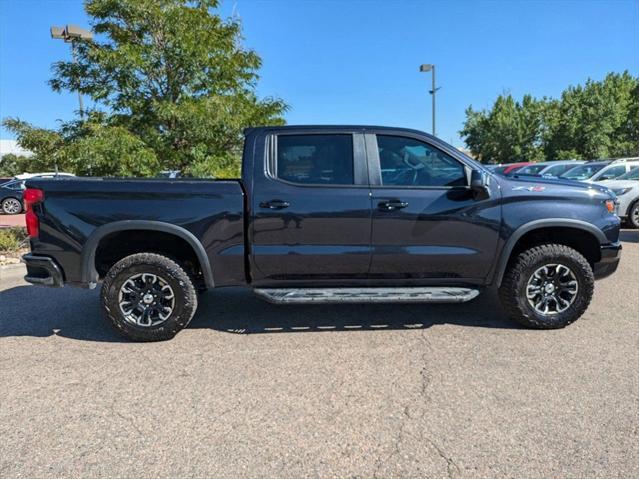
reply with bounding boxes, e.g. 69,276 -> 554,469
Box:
22,126 -> 621,341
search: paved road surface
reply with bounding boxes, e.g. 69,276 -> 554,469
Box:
1,231 -> 638,478
0,213 -> 25,227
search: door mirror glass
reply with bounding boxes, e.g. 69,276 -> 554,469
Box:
470,169 -> 490,200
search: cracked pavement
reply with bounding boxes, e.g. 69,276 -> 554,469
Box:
1,230 -> 638,478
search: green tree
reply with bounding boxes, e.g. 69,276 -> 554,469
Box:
3,0 -> 286,178
3,117 -> 160,177
0,153 -> 30,177
460,94 -> 546,164
461,72 -> 639,163
545,71 -> 639,159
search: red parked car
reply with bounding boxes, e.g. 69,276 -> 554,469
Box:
490,162 -> 534,176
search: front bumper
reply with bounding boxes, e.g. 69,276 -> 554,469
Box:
21,254 -> 64,287
593,242 -> 622,279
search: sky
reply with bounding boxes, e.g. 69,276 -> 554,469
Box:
0,0 -> 638,151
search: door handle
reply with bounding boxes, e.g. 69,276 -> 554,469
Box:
378,200 -> 408,211
260,199 -> 290,210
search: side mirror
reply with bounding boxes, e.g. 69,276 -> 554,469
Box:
470,169 -> 490,200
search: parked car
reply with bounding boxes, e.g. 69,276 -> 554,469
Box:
157,170 -> 182,179
22,125 -> 621,341
15,172 -> 75,180
600,167 -> 639,228
489,162 -> 534,176
514,160 -> 585,178
560,158 -> 639,182
0,179 -> 25,214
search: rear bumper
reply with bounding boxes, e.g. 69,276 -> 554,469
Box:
593,242 -> 622,279
21,254 -> 64,287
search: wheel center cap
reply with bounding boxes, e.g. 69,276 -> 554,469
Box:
545,283 -> 555,294
143,293 -> 154,304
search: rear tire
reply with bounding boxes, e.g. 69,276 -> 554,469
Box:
101,253 -> 198,341
628,201 -> 639,229
499,244 -> 594,329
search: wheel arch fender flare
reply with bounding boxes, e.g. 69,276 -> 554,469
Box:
492,218 -> 607,288
81,220 -> 214,288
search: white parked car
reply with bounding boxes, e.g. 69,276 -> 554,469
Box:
600,167 -> 639,228
14,172 -> 75,180
515,160 -> 585,178
560,158 -> 639,183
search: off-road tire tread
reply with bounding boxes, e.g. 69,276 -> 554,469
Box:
101,252 -> 198,341
499,244 -> 594,329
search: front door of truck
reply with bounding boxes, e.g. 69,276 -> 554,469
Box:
250,130 -> 372,286
367,132 -> 501,282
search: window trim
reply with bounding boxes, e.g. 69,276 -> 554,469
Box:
366,132 -> 471,190
266,131 -> 369,188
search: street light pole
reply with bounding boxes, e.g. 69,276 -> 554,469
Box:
70,42 -> 84,116
419,63 -> 440,136
50,25 -> 93,118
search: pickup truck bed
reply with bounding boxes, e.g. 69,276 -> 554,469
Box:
26,178 -> 246,289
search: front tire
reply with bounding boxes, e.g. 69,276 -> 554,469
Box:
499,244 -> 594,329
628,201 -> 639,229
101,253 -> 198,341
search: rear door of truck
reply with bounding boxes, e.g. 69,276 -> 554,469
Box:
248,128 -> 371,286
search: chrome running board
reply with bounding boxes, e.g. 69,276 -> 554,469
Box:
254,287 -> 480,304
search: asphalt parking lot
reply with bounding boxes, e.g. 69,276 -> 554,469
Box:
1,231 -> 638,478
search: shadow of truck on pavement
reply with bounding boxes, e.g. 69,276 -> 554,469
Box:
0,285 -> 516,342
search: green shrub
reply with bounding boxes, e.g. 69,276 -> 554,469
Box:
0,227 -> 27,253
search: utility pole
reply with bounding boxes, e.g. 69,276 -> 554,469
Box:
50,25 -> 93,118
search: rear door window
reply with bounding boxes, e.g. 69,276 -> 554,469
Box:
276,134 -> 354,185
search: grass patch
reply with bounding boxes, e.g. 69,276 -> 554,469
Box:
0,227 -> 27,253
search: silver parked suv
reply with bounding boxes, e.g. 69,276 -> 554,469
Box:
560,158 -> 639,183
600,167 -> 639,228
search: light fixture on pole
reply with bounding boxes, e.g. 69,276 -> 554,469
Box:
50,25 -> 93,117
419,64 -> 440,136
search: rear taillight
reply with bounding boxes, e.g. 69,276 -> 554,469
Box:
23,188 -> 44,238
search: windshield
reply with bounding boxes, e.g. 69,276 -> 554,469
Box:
492,165 -> 509,175
1,180 -> 24,190
560,164 -> 607,180
616,168 -> 639,180
516,164 -> 546,175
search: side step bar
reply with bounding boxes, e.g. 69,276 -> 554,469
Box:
254,287 -> 480,305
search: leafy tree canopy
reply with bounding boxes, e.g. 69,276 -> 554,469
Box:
0,153 -> 31,177
461,71 -> 639,164
3,0 -> 286,177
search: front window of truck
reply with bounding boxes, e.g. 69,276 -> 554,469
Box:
376,135 -> 466,187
